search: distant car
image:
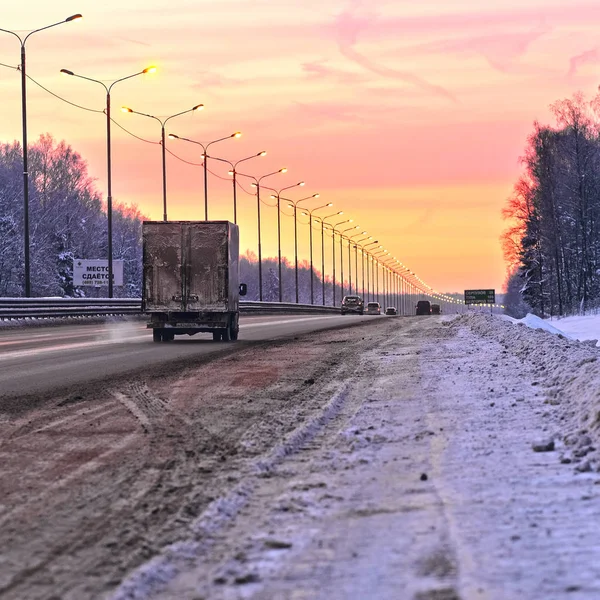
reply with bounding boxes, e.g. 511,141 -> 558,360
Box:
341,295 -> 364,315
431,303 -> 441,315
365,302 -> 381,315
416,300 -> 431,315
385,306 -> 397,316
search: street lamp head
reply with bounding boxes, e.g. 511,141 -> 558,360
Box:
233,132 -> 242,138
270,194 -> 277,199
337,211 -> 343,215
228,170 -> 234,176
192,104 -> 204,111
143,66 -> 158,74
298,181 -> 305,187
313,193 -> 320,198
66,14 -> 83,22
121,106 -> 133,113
251,182 -> 258,188
288,203 -> 294,209
60,69 -> 74,76
168,133 -> 179,139
326,202 -> 333,207
258,151 -> 267,157
361,230 -> 367,235
279,167 -> 287,173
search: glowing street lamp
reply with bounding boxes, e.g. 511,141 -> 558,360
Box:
169,132 -> 241,220
60,62 -> 155,297
236,168 -> 287,300
0,14 -> 82,296
208,151 -> 267,223
121,103 -> 203,221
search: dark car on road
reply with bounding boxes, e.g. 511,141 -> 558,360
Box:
365,302 -> 381,315
431,303 -> 441,315
341,295 -> 364,315
416,300 -> 431,315
385,306 -> 397,315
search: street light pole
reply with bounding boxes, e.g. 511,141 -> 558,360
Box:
340,226 -> 359,298
237,168 -> 287,300
61,63 -> 155,298
121,104 -> 203,221
284,193 -> 320,303
169,132 -> 242,220
372,249 -> 389,305
355,236 -> 372,300
363,241 -> 379,303
205,151 -> 268,223
267,182 -> 305,302
330,219 -> 352,306
302,203 -> 333,304
347,231 -> 367,296
1,14 -> 82,296
317,212 -> 343,306
227,152 -> 267,223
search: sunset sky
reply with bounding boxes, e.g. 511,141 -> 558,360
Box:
2,0 -> 600,294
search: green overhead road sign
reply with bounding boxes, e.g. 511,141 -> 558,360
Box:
464,289 -> 495,305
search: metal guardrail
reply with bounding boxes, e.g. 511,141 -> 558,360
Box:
0,298 -> 339,320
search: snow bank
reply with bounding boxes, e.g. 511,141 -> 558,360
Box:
501,313 -> 573,339
451,313 -> 600,472
549,314 -> 600,346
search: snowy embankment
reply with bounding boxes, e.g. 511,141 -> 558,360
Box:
464,312 -> 600,472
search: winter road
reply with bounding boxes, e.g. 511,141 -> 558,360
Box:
0,313 -> 376,399
1,314 -> 600,599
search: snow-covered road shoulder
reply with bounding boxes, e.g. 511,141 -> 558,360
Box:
455,313 -> 600,472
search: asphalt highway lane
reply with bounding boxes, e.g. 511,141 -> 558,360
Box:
0,314 -> 381,399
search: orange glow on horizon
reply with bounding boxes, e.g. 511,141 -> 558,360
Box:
1,0 -> 595,293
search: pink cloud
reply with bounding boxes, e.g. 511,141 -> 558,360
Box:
423,28 -> 549,72
301,61 -> 366,85
568,48 -> 600,78
333,6 -> 457,103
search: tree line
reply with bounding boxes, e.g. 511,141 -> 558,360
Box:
502,92 -> 600,318
0,135 -> 143,297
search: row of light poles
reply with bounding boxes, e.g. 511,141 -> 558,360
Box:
1,16 -> 457,308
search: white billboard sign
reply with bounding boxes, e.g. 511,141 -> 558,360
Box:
73,259 -> 124,287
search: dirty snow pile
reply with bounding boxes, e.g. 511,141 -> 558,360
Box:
452,313 -> 600,473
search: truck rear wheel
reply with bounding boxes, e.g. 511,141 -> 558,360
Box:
212,331 -> 221,342
162,331 -> 175,342
221,326 -> 232,342
152,329 -> 162,343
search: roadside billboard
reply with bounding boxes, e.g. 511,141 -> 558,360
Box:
73,259 -> 124,287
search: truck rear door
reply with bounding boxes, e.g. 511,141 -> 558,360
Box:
143,222 -> 184,312
185,222 -> 229,312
